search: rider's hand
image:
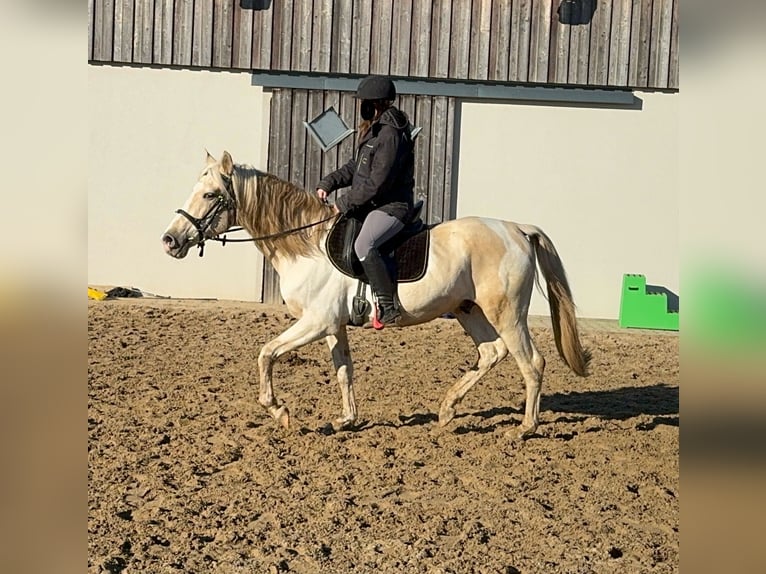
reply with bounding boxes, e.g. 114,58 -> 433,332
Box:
316,188 -> 328,201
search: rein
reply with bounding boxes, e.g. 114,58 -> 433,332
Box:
208,214 -> 336,247
175,172 -> 336,257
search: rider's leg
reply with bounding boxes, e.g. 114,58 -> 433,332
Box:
355,210 -> 404,326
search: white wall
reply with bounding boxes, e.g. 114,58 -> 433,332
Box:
88,65 -> 270,301
455,92 -> 678,319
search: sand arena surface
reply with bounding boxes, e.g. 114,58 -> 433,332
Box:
88,299 -> 678,573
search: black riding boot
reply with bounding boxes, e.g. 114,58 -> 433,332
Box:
360,249 -> 401,327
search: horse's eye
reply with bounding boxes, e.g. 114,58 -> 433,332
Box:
203,192 -> 217,200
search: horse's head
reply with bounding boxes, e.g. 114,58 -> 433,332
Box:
162,150 -> 238,258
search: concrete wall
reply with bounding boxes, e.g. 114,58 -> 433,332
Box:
455,92 -> 678,319
88,65 -> 270,301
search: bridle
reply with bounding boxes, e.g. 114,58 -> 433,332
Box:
175,174 -> 237,257
174,173 -> 336,257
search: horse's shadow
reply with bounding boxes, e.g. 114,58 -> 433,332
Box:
362,383 -> 679,435
541,383 -> 679,420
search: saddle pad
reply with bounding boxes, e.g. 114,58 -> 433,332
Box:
326,216 -> 430,283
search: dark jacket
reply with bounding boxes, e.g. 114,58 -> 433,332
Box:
318,107 -> 415,222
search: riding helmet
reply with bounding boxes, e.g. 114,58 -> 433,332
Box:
355,75 -> 396,101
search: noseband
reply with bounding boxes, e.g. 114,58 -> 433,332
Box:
175,174 -> 236,256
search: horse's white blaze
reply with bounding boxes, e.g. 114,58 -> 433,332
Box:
163,152 -> 589,438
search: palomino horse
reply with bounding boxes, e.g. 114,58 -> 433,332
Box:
162,151 -> 589,438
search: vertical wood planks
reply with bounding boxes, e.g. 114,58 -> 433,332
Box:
390,0 -> 413,77
352,0 -> 373,75
270,0 -> 293,70
588,0 -> 612,86
668,0 -> 679,89
427,97 -> 449,224
608,0 -> 633,86
251,2 -> 274,70
320,91 -> 342,177
330,0 -> 352,73
291,0 -> 313,72
413,97 -> 433,208
409,1 -> 432,78
212,0 -> 234,68
649,0 -> 674,88
449,0 -> 471,79
370,0 -> 393,75
261,263 -> 281,303
336,91 -> 357,174
154,0 -> 174,65
510,0 -> 532,82
262,88 -> 290,303
232,0 -> 254,69
442,97 -> 457,221
548,0 -> 570,84
567,0 -> 593,84
91,0 -> 680,91
113,0 -> 133,63
273,89 -> 293,182
311,0 -> 333,73
89,0 -> 95,60
174,0 -> 194,66
134,0 -> 154,64
397,94 -> 417,129
628,0 -> 652,87
470,0 -> 493,81
267,89 -> 281,177
289,90 -> 309,186
305,90 -> 325,190
101,0 -> 116,62
430,0 -> 452,78
192,0 -> 214,67
529,0 -> 551,83
489,0 -> 512,81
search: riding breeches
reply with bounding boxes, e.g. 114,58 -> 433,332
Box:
354,209 -> 404,261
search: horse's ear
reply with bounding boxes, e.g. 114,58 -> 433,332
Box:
205,149 -> 216,166
220,151 -> 234,177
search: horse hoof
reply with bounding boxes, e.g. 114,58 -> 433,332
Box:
332,417 -> 356,431
438,405 -> 456,427
514,424 -> 537,440
274,405 -> 290,429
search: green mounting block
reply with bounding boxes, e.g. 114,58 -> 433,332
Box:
619,274 -> 679,331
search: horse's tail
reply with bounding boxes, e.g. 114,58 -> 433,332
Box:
518,224 -> 590,377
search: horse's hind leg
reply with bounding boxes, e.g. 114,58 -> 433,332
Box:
438,304 -> 509,427
497,319 -> 545,439
325,326 -> 357,430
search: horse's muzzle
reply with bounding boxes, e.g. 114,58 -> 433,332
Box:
162,232 -> 191,258
162,233 -> 177,250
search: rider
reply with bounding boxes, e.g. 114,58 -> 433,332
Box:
316,75 -> 415,327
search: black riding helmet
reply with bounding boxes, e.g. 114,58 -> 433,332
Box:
355,75 -> 396,101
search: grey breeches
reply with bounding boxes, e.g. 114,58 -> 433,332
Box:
354,209 -> 404,260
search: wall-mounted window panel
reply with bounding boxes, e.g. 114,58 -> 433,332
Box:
304,107 -> 354,152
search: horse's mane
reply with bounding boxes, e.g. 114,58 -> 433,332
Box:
232,164 -> 335,259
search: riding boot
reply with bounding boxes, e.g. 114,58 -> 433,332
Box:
360,248 -> 401,327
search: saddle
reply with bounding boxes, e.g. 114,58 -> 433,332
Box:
325,200 -> 431,283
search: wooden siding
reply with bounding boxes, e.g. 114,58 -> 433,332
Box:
89,0 -> 679,90
261,89 -> 457,303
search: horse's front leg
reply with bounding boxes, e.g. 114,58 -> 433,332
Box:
325,326 -> 356,430
257,316 -> 329,428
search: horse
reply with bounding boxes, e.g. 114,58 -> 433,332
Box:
161,151 -> 589,439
